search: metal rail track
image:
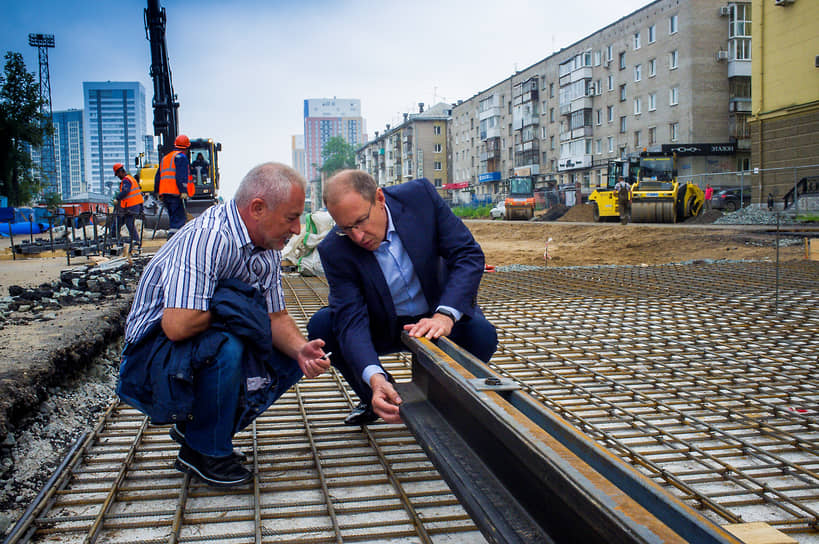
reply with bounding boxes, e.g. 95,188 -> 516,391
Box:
6,260 -> 819,542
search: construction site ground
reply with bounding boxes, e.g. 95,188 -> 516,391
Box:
0,210 -> 817,542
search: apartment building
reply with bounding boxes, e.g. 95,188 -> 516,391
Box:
356,103 -> 451,189
750,0 -> 819,201
82,81 -> 148,196
303,98 -> 365,183
451,0 -> 749,200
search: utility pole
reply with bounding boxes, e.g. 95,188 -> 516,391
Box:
28,33 -> 57,198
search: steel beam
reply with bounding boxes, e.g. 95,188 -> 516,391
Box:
397,333 -> 743,544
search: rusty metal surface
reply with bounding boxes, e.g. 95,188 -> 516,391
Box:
7,260 -> 819,542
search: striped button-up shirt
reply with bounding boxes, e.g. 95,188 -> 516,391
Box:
124,200 -> 284,343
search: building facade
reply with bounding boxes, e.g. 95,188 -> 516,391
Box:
51,109 -> 86,199
82,81 -> 148,196
450,0 -> 749,202
303,98 -> 365,183
356,103 -> 451,190
291,134 -> 306,180
750,0 -> 819,203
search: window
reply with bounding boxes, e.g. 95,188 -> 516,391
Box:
607,75 -> 614,91
619,146 -> 628,158
596,79 -> 602,95
550,108 -> 555,122
648,24 -> 656,43
619,51 -> 626,70
648,58 -> 656,77
607,106 -> 614,122
669,86 -> 679,106
633,32 -> 641,50
634,64 -> 642,81
670,122 -> 679,141
433,143 -> 442,153
434,178 -> 442,187
550,135 -> 555,150
669,14 -> 678,34
634,130 -> 641,147
594,50 -> 601,66
670,50 -> 678,69
620,116 -> 627,133
606,45 -> 613,62
648,92 -> 656,111
648,126 -> 656,145
549,83 -> 554,98
634,97 -> 642,115
433,125 -> 441,135
608,136 -> 614,153
620,84 -> 627,101
595,109 -> 602,125
730,4 -> 752,60
596,139 -> 602,154
434,161 -> 442,171
585,139 -> 592,154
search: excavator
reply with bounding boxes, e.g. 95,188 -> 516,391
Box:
136,0 -> 221,228
630,151 -> 704,223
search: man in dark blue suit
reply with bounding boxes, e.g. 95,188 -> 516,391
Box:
307,170 -> 498,425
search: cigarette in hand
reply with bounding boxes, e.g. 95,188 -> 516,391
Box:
321,351 -> 332,360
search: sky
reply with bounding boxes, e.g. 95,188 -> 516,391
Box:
2,0 -> 650,199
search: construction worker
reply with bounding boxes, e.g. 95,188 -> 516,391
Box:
614,175 -> 631,225
113,163 -> 144,256
154,134 -> 192,234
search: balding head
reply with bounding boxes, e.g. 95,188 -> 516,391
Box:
324,169 -> 378,207
235,162 -> 306,211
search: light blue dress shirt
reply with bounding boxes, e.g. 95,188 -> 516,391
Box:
362,203 -> 461,386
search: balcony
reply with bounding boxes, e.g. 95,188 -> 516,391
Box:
479,106 -> 502,121
571,126 -> 593,139
571,96 -> 594,113
728,58 -> 751,78
557,154 -> 592,171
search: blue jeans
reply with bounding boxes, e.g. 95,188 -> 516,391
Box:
185,333 -> 303,457
307,308 -> 498,404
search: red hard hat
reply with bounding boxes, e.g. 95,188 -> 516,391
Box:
174,134 -> 190,148
113,163 -> 124,173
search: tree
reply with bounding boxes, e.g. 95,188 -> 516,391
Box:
318,136 -> 356,178
0,51 -> 48,206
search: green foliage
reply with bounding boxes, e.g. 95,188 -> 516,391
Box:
41,191 -> 61,209
0,51 -> 48,205
451,205 -> 492,219
317,136 -> 356,179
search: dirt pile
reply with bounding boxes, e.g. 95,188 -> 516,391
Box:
557,203 -> 596,222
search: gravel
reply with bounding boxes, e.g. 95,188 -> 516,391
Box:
0,341 -> 122,536
713,206 -> 799,225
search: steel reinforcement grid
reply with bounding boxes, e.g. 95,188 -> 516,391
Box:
6,260 -> 819,543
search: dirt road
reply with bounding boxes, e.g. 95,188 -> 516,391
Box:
467,220 -> 805,267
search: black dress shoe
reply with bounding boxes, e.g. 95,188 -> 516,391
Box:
344,402 -> 378,426
170,424 -> 247,462
174,444 -> 252,488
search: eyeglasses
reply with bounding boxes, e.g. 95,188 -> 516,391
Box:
336,202 -> 374,236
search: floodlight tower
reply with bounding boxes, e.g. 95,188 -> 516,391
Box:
28,33 -> 57,197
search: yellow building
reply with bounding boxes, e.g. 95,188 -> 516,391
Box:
750,0 -> 819,205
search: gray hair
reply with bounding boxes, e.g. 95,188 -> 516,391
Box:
324,169 -> 377,206
234,162 -> 306,209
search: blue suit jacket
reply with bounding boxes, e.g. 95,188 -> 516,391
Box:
316,178 -> 485,379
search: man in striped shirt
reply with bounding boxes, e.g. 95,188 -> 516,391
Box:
119,162 -> 330,487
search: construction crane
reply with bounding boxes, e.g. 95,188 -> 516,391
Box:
137,0 -> 221,228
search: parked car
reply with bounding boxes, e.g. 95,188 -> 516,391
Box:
490,202 -> 505,219
711,188 -> 751,212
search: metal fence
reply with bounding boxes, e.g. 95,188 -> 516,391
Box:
678,164 -> 819,212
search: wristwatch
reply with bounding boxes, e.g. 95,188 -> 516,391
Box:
436,308 -> 457,324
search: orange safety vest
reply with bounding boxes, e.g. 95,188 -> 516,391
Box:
120,175 -> 144,208
158,150 -> 188,195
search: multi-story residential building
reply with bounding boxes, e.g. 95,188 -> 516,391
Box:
303,98 -> 365,183
451,0 -> 749,201
750,0 -> 819,202
82,81 -> 148,196
142,135 -> 158,166
291,135 -> 306,179
356,103 -> 452,190
51,109 -> 86,199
